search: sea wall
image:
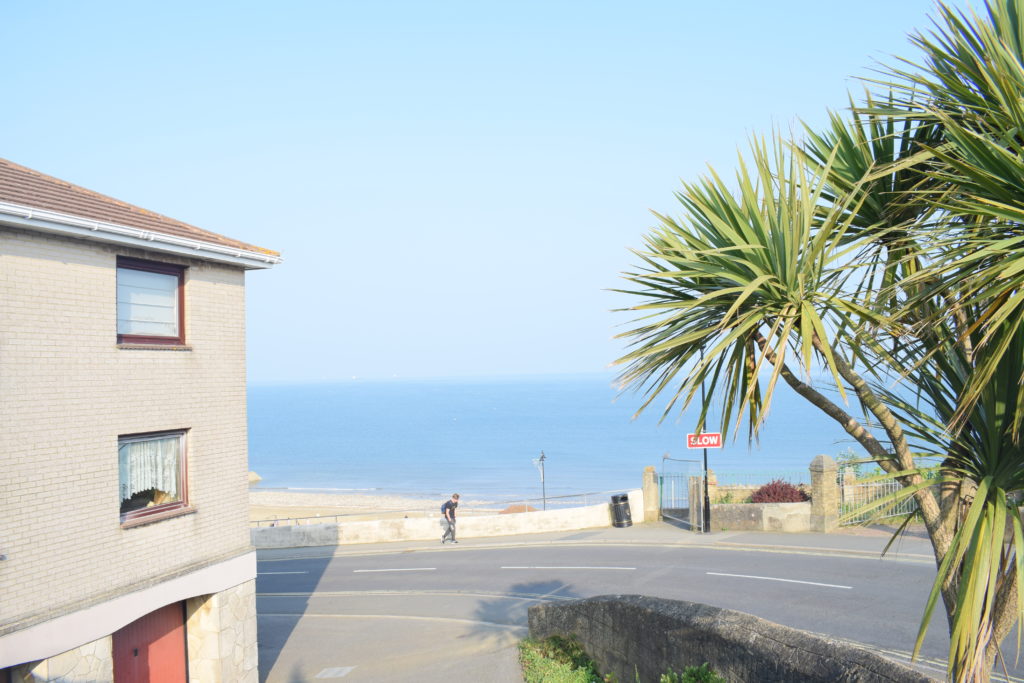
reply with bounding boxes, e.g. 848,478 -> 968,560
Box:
529,595 -> 935,683
251,490 -> 641,549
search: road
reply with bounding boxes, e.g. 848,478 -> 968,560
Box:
254,525 -> 1024,682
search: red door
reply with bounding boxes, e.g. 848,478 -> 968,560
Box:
112,601 -> 187,682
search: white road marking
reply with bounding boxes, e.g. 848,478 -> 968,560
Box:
258,571 -> 308,575
261,612 -> 528,632
706,572 -> 852,589
500,566 -> 636,570
257,589 -> 577,601
316,666 -> 356,679
353,567 -> 436,573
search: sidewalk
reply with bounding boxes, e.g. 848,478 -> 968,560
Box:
256,520 -> 937,563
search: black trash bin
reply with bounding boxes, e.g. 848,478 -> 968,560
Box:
611,493 -> 632,528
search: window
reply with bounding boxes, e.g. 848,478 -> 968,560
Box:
118,431 -> 188,523
117,257 -> 185,345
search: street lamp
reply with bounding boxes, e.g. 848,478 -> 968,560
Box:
533,451 -> 547,510
700,346 -> 711,533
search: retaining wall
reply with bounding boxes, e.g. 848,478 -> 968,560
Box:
712,501 -> 810,532
528,595 -> 936,683
252,490 -> 641,549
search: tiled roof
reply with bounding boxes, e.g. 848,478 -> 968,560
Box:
0,157 -> 278,257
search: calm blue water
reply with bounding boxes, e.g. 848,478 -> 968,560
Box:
247,373 -> 866,500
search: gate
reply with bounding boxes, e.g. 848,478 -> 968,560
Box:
660,458 -> 703,531
838,466 -> 918,525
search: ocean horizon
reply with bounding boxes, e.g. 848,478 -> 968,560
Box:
246,372 -> 866,502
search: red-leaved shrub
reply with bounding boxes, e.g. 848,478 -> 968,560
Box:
751,479 -> 808,503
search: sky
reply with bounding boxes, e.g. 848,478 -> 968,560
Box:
1,1 -> 967,383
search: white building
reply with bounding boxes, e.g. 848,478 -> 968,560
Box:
0,158 -> 281,681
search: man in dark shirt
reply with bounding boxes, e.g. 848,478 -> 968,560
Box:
441,493 -> 459,544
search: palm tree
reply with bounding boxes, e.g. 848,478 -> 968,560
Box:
615,4 -> 1024,680
878,315 -> 1024,681
874,0 -> 1024,435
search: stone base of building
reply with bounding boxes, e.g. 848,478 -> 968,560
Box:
186,579 -> 259,683
6,635 -> 113,682
3,579 -> 257,683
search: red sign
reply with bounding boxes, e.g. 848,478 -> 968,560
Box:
687,432 -> 722,449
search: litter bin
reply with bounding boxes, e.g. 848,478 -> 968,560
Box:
611,493 -> 632,528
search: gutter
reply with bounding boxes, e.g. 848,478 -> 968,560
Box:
0,200 -> 283,270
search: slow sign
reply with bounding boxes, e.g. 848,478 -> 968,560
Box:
686,432 -> 722,449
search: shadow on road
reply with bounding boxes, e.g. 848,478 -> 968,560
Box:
256,553 -> 334,682
470,579 -> 581,633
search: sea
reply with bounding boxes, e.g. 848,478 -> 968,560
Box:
247,373 -> 866,502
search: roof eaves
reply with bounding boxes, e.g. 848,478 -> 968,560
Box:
0,201 -> 283,270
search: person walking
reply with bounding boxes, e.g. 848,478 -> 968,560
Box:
441,493 -> 459,544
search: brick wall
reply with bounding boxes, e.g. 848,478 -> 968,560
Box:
0,227 -> 253,634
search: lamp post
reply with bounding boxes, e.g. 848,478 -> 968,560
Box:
700,347 -> 711,533
702,441 -> 711,533
533,451 -> 547,510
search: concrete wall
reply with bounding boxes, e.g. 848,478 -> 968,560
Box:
252,492 -> 643,549
0,228 -> 256,667
712,501 -> 811,532
529,595 -> 935,683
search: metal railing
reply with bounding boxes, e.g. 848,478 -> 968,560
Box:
713,470 -> 808,486
838,467 -> 918,524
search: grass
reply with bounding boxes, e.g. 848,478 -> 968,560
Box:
519,636 -> 725,683
519,636 -> 606,682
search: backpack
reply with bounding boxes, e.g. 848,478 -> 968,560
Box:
441,502 -> 447,514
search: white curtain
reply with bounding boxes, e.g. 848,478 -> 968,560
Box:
116,267 -> 179,336
119,435 -> 181,502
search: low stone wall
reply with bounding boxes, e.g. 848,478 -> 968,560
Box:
710,485 -> 758,504
528,595 -> 935,683
252,491 -> 642,549
712,501 -> 810,532
710,484 -> 811,505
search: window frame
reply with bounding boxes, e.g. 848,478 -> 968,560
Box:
116,256 -> 186,346
118,429 -> 190,526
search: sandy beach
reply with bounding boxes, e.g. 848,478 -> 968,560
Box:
249,489 -> 500,523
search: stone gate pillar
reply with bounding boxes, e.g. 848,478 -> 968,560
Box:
810,455 -> 839,532
642,466 -> 660,522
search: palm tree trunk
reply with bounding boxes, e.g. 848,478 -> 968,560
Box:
754,332 -> 959,631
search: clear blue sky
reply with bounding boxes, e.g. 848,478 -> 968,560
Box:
1,1 -> 965,383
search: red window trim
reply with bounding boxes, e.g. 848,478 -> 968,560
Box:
119,429 -> 190,525
116,256 -> 186,345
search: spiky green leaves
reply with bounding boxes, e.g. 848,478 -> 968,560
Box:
615,137 -> 872,438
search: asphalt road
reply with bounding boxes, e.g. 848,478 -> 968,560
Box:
254,526 -> 1024,682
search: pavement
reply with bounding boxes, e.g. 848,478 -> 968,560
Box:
257,519 -> 937,563
255,522 -> 945,682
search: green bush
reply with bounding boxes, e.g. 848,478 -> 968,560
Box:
519,636 -> 605,682
519,636 -> 726,683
